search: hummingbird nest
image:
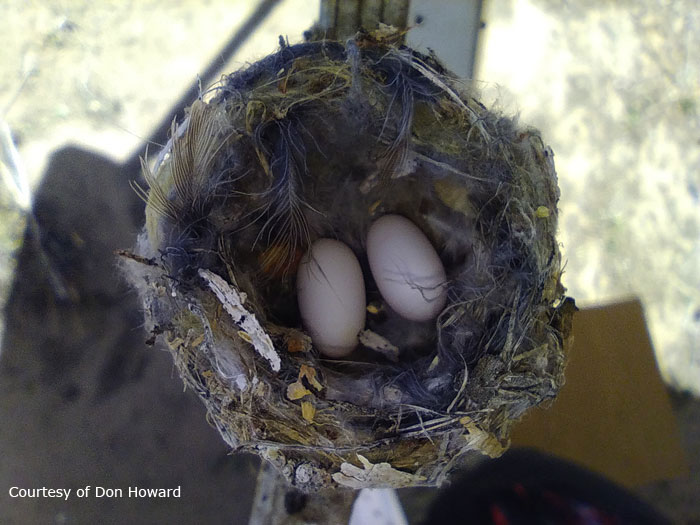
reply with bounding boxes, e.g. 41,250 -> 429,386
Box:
121,33 -> 575,492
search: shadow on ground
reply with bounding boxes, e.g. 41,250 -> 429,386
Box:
0,146 -> 258,525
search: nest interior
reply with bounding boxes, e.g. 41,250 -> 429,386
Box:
122,32 -> 576,491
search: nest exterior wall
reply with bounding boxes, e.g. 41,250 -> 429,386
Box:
122,34 -> 575,491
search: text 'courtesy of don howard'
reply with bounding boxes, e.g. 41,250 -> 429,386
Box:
8,486 -> 182,500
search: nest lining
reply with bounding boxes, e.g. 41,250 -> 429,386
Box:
122,33 -> 575,491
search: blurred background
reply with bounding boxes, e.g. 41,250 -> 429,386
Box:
1,0 -> 698,523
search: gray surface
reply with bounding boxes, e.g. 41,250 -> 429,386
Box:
0,147 -> 258,525
406,0 -> 482,79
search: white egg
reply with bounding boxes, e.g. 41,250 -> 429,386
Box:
367,215 -> 447,322
297,239 -> 366,358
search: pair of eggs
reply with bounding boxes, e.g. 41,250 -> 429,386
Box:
296,215 -> 447,358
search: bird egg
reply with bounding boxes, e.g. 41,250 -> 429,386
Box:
367,215 -> 447,322
297,239 -> 366,358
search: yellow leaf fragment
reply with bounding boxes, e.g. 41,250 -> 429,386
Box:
301,400 -> 316,422
299,364 -> 323,391
461,418 -> 507,458
366,302 -> 382,315
287,381 -> 311,400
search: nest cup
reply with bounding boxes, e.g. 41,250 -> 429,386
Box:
122,33 -> 575,492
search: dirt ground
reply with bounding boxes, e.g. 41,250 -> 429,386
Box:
0,2 -> 315,523
478,0 -> 700,394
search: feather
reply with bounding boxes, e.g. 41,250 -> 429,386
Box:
131,156 -> 178,220
251,117 -> 316,277
170,99 -> 230,213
